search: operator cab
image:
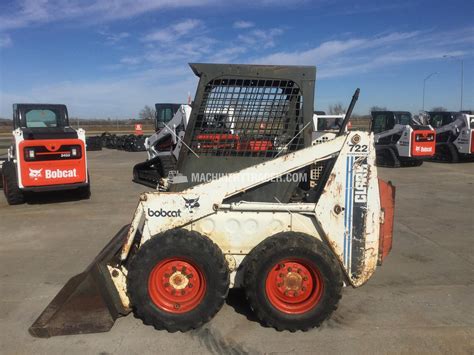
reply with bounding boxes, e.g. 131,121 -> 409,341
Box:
427,111 -> 459,128
313,111 -> 344,131
13,103 -> 77,140
370,111 -> 412,133
155,103 -> 182,130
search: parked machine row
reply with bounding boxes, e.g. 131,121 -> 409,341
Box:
2,62 -> 470,337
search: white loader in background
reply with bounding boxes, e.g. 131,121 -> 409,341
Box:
427,111 -> 474,162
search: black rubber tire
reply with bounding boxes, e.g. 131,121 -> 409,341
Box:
244,232 -> 343,332
77,184 -> 91,199
127,229 -> 230,332
2,161 -> 25,205
76,173 -> 91,199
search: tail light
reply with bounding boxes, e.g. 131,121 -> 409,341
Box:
414,132 -> 434,142
23,145 -> 82,161
24,147 -> 36,161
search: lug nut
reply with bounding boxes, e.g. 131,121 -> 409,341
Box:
187,273 -> 193,279
181,290 -> 186,295
287,267 -> 292,272
174,303 -> 180,309
188,284 -> 193,288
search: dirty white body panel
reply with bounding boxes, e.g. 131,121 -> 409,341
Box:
452,114 -> 473,155
109,131 -> 382,304
374,124 -> 413,157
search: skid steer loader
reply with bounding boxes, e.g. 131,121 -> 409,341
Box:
1,103 -> 90,205
133,104 -> 191,188
370,111 -> 436,167
426,111 -> 474,162
29,64 -> 395,337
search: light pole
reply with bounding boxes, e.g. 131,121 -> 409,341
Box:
443,55 -> 464,111
423,72 -> 438,111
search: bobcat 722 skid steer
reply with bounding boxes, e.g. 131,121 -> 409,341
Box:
29,64 -> 395,337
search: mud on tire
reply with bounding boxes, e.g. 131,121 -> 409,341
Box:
244,232 -> 343,332
127,229 -> 229,332
2,161 -> 25,205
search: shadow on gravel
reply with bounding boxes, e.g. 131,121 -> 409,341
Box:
225,288 -> 259,323
24,190 -> 88,205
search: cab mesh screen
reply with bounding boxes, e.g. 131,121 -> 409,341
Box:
189,78 -> 305,157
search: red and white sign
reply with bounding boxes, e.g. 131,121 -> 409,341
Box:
135,124 -> 143,136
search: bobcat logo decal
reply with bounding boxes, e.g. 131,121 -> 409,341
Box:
29,168 -> 42,180
183,197 -> 200,213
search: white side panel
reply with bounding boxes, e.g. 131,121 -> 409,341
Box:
396,126 -> 412,157
315,132 -> 380,286
453,115 -> 472,154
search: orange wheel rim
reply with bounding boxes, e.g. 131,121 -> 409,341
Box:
148,258 -> 206,314
265,258 -> 324,314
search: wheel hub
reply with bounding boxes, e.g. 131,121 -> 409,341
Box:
283,272 -> 303,291
265,259 -> 324,314
169,271 -> 190,290
148,258 -> 206,314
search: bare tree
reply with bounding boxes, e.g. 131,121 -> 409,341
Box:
328,103 -> 346,115
139,105 -> 156,121
431,106 -> 447,112
370,106 -> 387,112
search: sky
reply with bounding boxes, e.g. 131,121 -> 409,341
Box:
0,0 -> 473,119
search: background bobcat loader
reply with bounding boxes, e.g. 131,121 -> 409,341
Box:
29,64 -> 395,337
426,111 -> 474,162
370,110 -> 436,167
1,103 -> 90,205
132,103 -> 191,188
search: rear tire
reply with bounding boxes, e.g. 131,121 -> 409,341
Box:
76,173 -> 91,199
77,184 -> 91,199
244,232 -> 343,332
127,229 -> 229,332
2,161 -> 25,205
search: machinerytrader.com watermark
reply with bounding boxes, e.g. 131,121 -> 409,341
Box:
168,171 -> 307,185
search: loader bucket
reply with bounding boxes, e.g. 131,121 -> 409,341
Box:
29,225 -> 131,338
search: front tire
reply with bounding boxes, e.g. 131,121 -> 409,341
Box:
127,229 -> 229,332
2,161 -> 25,205
244,232 -> 343,332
